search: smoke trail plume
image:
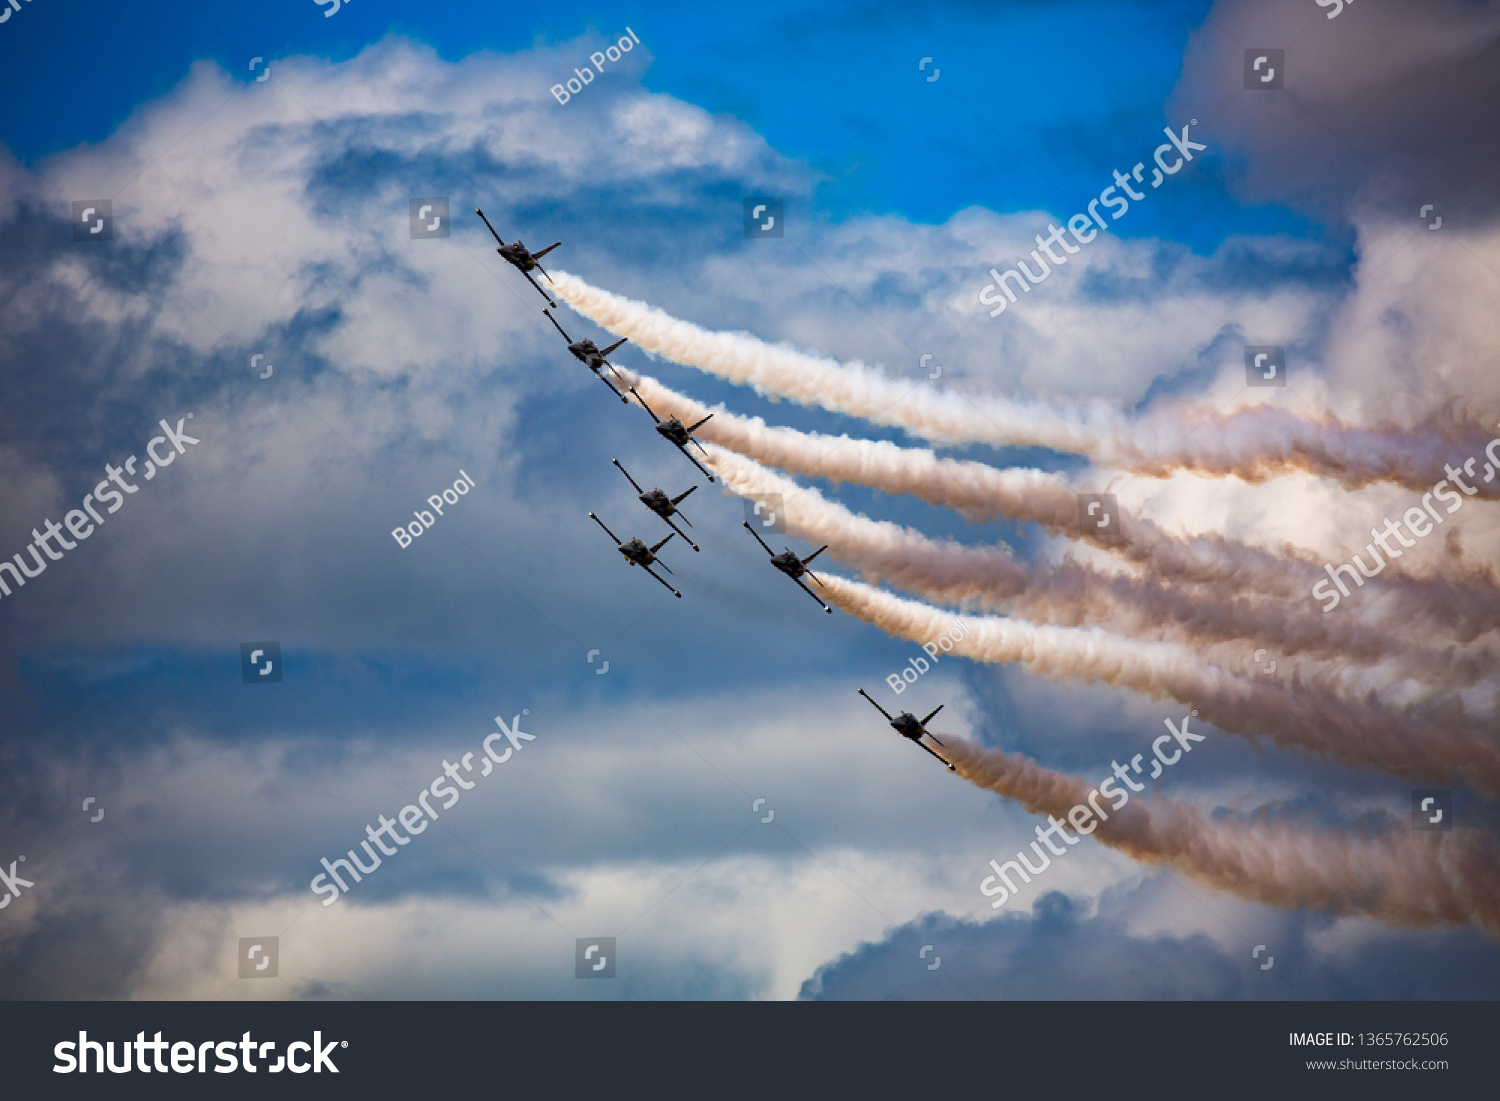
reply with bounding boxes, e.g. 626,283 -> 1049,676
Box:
948,736 -> 1500,936
621,372 -> 1500,642
817,574 -> 1500,792
551,271 -> 1500,495
553,281 -> 1500,930
705,444 -> 1500,689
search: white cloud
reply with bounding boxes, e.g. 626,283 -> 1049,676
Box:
3,25 -> 1495,1000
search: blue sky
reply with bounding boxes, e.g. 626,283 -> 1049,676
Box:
1,0 -> 1497,1001
0,0 -> 1314,244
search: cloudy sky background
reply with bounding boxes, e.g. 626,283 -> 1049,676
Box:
1,0 -> 1497,1000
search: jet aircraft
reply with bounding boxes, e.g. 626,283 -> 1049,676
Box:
629,388 -> 716,482
741,521 -> 831,614
857,689 -> 956,771
612,459 -> 699,550
474,208 -> 560,306
545,309 -> 630,402
589,513 -> 681,597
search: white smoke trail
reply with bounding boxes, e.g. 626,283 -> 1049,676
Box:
705,444 -> 1500,691
551,279 -> 1500,931
817,574 -> 1500,792
551,271 -> 1500,495
622,373 -> 1281,587
947,737 -> 1500,936
621,372 -> 1500,643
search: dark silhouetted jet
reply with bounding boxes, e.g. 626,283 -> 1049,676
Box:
742,521 -> 831,614
589,513 -> 681,597
630,388 -> 715,482
857,689 -> 956,771
475,208 -> 559,306
612,460 -> 699,551
545,309 -> 630,402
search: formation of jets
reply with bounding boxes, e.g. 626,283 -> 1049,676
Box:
480,209 -> 958,774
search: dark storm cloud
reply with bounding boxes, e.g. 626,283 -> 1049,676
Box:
1074,234 -> 1349,304
0,198 -> 201,470
2,25 -> 1492,1002
801,884 -> 1500,1000
0,38 -> 823,665
0,38 -> 889,998
1171,0 -> 1500,222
